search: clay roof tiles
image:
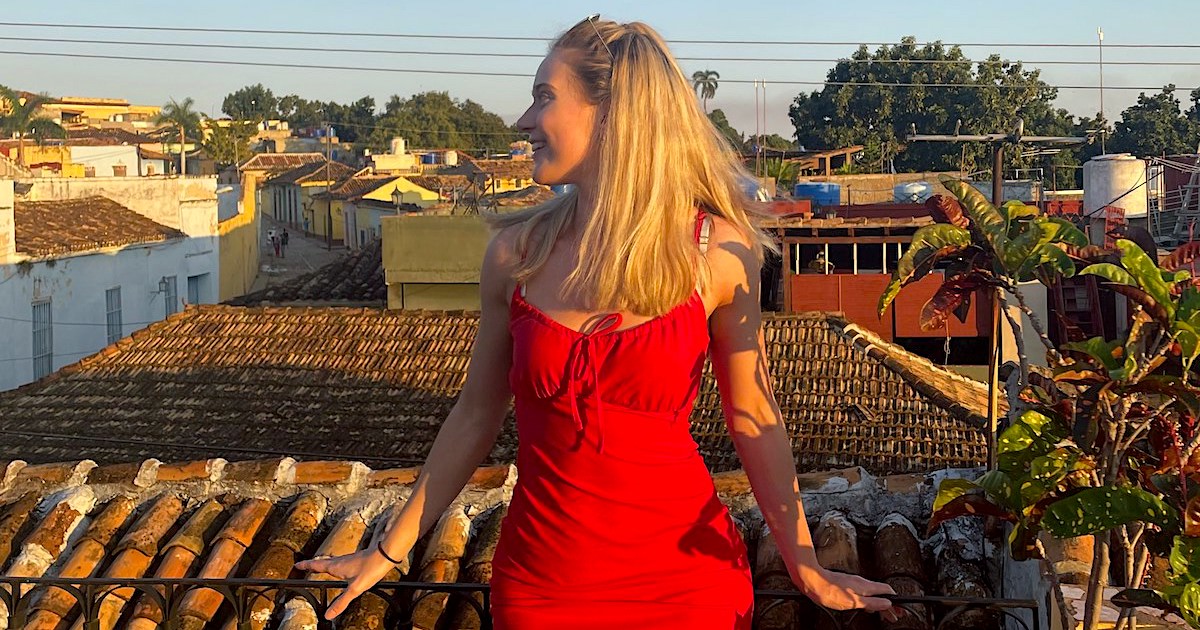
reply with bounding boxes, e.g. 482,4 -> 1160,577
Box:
265,160 -> 357,187
225,239 -> 385,306
0,456 -> 990,630
237,152 -> 326,175
13,196 -> 185,258
0,307 -> 987,474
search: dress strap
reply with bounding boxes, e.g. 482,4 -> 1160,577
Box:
694,209 -> 712,253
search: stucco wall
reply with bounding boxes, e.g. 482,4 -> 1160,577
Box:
0,236 -> 219,391
21,176 -> 219,237
382,214 -> 490,310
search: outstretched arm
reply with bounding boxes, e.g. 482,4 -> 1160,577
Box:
704,219 -> 896,614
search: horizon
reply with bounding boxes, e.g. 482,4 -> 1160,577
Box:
2,0 -> 1198,140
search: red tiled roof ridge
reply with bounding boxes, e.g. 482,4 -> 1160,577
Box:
13,196 -> 186,258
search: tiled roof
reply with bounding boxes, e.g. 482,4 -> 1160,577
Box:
13,196 -> 185,258
314,174 -> 398,202
237,153 -> 325,175
266,160 -> 357,187
226,240 -> 385,306
440,157 -> 534,182
491,185 -> 554,207
407,174 -> 471,193
0,457 -> 991,630
64,127 -> 156,146
0,307 -> 986,473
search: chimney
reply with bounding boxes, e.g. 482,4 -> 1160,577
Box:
0,179 -> 14,263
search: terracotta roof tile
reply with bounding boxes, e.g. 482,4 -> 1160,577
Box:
315,173 -> 400,201
265,160 -> 357,187
0,307 -> 986,475
444,157 -> 534,181
14,196 -> 185,258
0,458 -> 1012,629
225,239 -> 385,306
237,153 -> 326,175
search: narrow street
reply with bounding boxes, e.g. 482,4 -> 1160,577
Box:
247,214 -> 347,293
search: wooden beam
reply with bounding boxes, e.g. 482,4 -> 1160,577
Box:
784,236 -> 912,245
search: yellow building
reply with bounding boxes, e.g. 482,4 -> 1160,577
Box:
315,174 -> 442,250
218,170 -> 262,301
38,96 -> 160,126
236,153 -> 327,220
262,160 -> 357,242
441,157 -> 536,193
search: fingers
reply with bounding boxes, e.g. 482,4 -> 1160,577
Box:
293,556 -> 329,573
324,582 -> 367,621
859,595 -> 895,613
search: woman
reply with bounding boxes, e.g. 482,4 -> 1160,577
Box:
297,16 -> 897,628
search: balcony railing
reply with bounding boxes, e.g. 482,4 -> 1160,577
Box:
0,576 -> 1041,630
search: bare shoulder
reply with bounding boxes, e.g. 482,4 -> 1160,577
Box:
703,214 -> 760,307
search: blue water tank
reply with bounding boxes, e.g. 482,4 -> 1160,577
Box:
793,182 -> 841,207
551,184 -> 574,195
420,153 -> 437,165
894,181 -> 933,203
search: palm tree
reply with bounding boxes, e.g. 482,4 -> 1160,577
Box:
0,86 -> 66,167
154,97 -> 201,176
691,70 -> 720,113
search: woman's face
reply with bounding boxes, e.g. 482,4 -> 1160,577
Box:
516,49 -> 604,188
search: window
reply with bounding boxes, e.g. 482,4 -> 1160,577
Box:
32,299 -> 52,379
163,276 -> 178,316
105,287 -> 122,345
187,273 -> 209,306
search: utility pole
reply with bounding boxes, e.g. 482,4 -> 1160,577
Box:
325,123 -> 332,251
907,122 -> 1090,470
1098,27 -> 1106,154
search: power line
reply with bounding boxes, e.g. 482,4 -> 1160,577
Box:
0,50 -> 1182,91
0,313 -> 167,327
3,35 -> 1198,66
3,21 -> 1200,48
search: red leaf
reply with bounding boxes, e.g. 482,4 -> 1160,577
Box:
926,494 -> 1016,536
1057,243 -> 1119,265
920,275 -> 991,331
1103,282 -> 1172,326
1163,241 -> 1200,271
926,194 -> 970,229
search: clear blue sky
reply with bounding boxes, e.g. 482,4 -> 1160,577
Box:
3,0 -> 1197,140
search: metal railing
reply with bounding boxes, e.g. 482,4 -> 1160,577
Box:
0,576 -> 1041,630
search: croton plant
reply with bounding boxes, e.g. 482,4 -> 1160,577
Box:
878,177 -> 1200,629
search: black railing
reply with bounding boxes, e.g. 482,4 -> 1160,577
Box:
0,577 -> 1041,630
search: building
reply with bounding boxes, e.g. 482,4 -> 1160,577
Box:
34,95 -> 160,127
262,160 -> 357,241
0,177 -> 220,390
439,156 -> 538,195
311,173 -> 442,251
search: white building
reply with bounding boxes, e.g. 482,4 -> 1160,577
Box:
0,176 -> 220,391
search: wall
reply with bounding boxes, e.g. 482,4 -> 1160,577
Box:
793,172 -> 963,204
970,180 -> 1042,204
1001,281 -> 1050,368
21,176 -> 219,238
304,186 -> 343,242
69,146 -> 139,177
364,178 -> 439,208
217,175 -> 260,302
0,237 -> 219,391
382,214 -> 490,310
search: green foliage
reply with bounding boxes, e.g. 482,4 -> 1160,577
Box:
1043,487 -> 1178,538
692,69 -> 720,113
202,118 -> 257,169
0,85 -> 66,164
222,84 -> 278,121
154,97 -> 202,141
707,109 -> 744,152
370,91 -> 516,151
1110,85 -> 1200,157
877,223 -> 972,316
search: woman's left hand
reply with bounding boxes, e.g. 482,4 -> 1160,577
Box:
795,566 -> 904,622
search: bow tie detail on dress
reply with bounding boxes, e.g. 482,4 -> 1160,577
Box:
566,312 -> 623,454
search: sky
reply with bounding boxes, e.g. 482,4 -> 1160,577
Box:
2,0 -> 1198,142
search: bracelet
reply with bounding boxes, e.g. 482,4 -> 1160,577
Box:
376,542 -> 404,565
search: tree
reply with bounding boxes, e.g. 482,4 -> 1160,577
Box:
1110,85 -> 1200,157
322,96 -> 376,143
707,109 -> 744,151
222,84 -> 278,121
370,92 -> 516,151
747,133 -> 794,151
277,94 -> 324,130
0,86 -> 65,166
788,38 -> 1074,178
691,69 -> 720,113
202,117 -> 257,169
154,97 -> 201,176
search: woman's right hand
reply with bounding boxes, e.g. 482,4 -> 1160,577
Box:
294,546 -> 401,620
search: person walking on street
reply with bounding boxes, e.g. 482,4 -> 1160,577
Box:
281,229 -> 290,258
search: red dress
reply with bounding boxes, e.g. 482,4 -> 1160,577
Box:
491,212 -> 754,629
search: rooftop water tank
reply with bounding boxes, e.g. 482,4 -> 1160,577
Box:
894,181 -> 933,203
793,182 -> 841,208
1083,153 -> 1147,218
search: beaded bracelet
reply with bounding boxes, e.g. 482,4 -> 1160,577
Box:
376,542 -> 404,566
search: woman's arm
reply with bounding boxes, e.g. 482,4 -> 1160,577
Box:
296,228 -> 520,619
704,219 -> 895,614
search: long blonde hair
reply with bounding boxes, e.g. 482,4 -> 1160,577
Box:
487,18 -> 776,316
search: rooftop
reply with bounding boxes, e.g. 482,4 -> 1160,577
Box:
441,157 -> 534,182
13,196 -> 185,258
265,160 -> 357,187
312,173 -> 398,202
237,153 -> 326,176
226,240 -> 385,306
0,307 -> 987,474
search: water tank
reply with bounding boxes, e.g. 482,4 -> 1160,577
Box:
1083,153 -> 1147,218
390,137 -> 407,156
421,153 -> 437,165
894,181 -> 933,203
444,150 -> 458,166
551,184 -> 574,195
793,182 -> 841,207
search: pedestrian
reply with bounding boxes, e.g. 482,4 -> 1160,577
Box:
272,234 -> 281,258
303,217 -> 310,237
281,229 -> 289,258
297,16 -> 898,629
266,229 -> 277,258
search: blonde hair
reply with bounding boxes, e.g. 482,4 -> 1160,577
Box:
487,18 -> 777,316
